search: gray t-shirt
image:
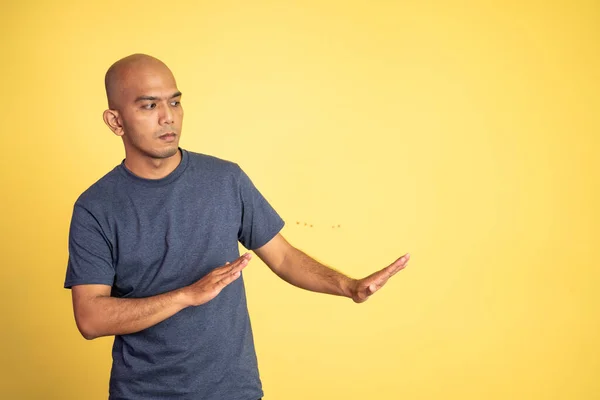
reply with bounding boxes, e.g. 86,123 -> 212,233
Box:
65,149 -> 284,400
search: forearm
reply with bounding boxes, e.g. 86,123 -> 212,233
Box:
76,288 -> 190,340
276,246 -> 355,298
74,254 -> 251,340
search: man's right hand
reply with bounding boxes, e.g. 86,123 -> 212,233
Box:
182,253 -> 252,307
71,253 -> 253,339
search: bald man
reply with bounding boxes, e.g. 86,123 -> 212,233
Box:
65,54 -> 410,400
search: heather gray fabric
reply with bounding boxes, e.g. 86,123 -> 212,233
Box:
65,149 -> 284,400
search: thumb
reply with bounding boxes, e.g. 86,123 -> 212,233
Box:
366,283 -> 377,296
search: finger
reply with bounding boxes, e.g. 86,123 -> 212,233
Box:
372,254 -> 409,279
387,253 -> 411,276
392,253 -> 410,268
368,265 -> 401,283
215,253 -> 252,275
217,265 -> 247,287
361,271 -> 393,295
229,253 -> 252,273
224,255 -> 252,277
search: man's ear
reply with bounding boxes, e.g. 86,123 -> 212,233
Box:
103,109 -> 124,137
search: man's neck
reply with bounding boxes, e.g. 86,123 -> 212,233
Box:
123,149 -> 182,180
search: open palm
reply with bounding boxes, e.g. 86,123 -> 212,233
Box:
351,253 -> 411,303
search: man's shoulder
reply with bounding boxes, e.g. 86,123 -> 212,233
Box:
185,150 -> 242,176
74,166 -> 123,210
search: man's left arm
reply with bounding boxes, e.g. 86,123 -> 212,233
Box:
253,234 -> 410,303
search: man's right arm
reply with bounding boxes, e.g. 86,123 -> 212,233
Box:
71,253 -> 252,340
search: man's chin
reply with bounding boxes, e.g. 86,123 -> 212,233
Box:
151,145 -> 180,160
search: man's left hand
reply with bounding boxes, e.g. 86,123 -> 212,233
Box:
349,253 -> 411,303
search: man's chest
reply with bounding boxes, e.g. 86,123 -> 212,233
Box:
105,188 -> 242,297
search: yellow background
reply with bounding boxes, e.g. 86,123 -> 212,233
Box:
1,0 -> 598,399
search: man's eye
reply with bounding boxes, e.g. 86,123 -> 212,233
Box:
170,101 -> 180,107
143,103 -> 156,110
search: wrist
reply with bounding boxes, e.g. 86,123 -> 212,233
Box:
174,287 -> 193,308
341,277 -> 357,298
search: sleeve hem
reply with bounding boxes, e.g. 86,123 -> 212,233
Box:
246,219 -> 286,251
64,279 -> 114,289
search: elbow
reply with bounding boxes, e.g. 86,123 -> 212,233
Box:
71,288 -> 112,340
80,329 -> 99,341
75,315 -> 101,340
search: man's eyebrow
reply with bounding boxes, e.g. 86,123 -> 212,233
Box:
135,95 -> 159,102
135,92 -> 182,102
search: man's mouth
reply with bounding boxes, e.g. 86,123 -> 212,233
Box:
159,132 -> 177,141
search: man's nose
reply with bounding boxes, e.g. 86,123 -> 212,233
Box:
159,103 -> 174,125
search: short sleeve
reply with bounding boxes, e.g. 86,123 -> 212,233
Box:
64,203 -> 115,289
237,167 -> 285,250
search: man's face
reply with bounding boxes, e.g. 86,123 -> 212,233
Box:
117,66 -> 183,160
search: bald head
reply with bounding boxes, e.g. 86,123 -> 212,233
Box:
105,54 -> 176,109
101,53 -> 183,164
